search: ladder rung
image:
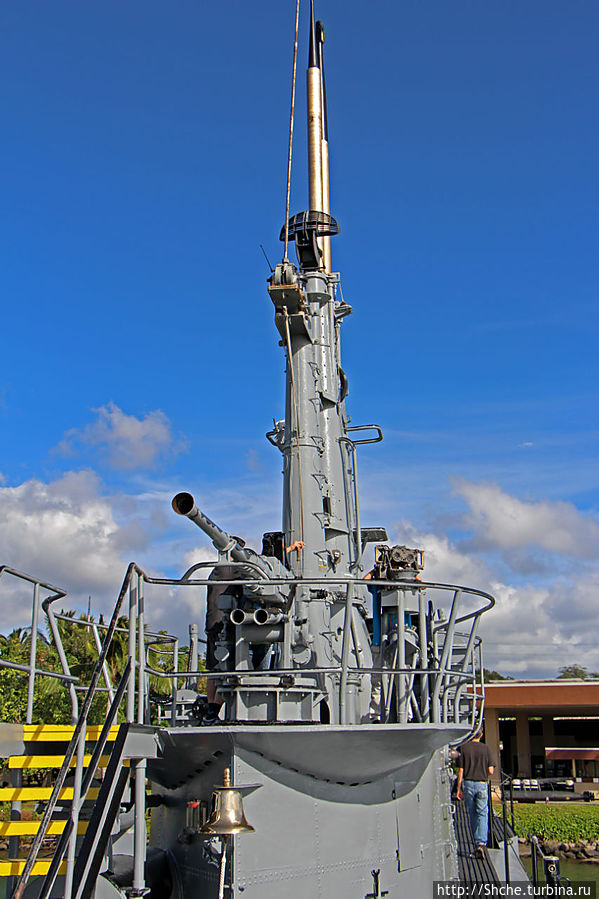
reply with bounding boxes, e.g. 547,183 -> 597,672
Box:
0,859 -> 67,877
0,821 -> 88,836
0,787 -> 100,801
9,755 -> 112,769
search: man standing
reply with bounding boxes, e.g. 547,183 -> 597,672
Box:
456,730 -> 495,858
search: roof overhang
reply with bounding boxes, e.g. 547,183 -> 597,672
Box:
545,748 -> 599,761
485,681 -> 599,711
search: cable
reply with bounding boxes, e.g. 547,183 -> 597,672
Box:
283,0 -> 301,263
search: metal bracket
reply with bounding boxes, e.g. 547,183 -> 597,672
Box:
365,869 -> 389,898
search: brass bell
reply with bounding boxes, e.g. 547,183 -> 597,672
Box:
200,768 -> 255,835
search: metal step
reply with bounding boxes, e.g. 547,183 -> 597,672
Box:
0,860 -> 68,877
20,725 -> 119,743
9,755 -> 114,769
0,821 -> 88,837
0,787 -> 100,801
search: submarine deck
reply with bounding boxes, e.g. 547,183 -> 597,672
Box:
454,800 -> 500,885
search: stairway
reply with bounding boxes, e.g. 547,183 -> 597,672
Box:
0,723 -> 121,881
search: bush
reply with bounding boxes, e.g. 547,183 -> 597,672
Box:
496,804 -> 599,842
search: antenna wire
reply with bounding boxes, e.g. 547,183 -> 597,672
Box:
283,0 -> 301,262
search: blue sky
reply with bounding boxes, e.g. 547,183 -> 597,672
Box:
1,1 -> 598,677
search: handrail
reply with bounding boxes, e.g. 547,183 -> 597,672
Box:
0,658 -> 78,681
51,609 -> 178,642
3,561 -> 491,732
492,771 -> 516,882
338,436 -> 363,570
67,568 -> 490,727
12,562 -> 140,899
145,664 -> 480,678
37,664 -> 132,899
346,424 -> 384,445
0,556 -> 492,899
0,567 -> 77,720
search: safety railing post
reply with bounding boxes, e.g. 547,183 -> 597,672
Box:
91,622 -> 115,703
26,582 -> 40,724
44,601 -> 79,723
127,578 -> 138,723
64,728 -> 86,899
188,623 -> 199,690
530,837 -> 539,886
509,777 -> 515,830
544,855 -> 560,886
137,572 -> 146,724
132,758 -> 148,892
339,581 -> 354,724
431,591 -> 461,723
418,591 -> 430,722
171,640 -> 179,726
502,785 -> 510,882
396,589 -> 407,723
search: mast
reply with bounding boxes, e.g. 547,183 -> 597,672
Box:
306,0 -> 323,216
269,1 -> 357,583
306,3 -> 331,271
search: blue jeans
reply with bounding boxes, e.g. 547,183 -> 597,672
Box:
463,780 -> 488,846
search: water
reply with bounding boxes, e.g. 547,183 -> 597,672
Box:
522,855 -> 599,888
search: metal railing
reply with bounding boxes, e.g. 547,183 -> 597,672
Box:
9,561 -> 147,899
0,559 -> 495,899
64,566 -> 492,729
0,567 -> 76,721
0,563 -> 493,730
488,771 -> 517,882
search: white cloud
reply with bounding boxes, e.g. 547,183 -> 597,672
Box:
57,402 -> 187,470
0,471 -> 277,640
452,477 -> 599,560
478,575 -> 599,678
387,516 -> 599,679
2,467 -> 597,679
0,471 -> 165,628
390,520 -> 489,587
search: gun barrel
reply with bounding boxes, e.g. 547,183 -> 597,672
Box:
171,493 -> 249,563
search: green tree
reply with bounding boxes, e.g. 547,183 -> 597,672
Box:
484,668 -> 513,682
0,614 -> 205,726
557,664 -> 599,680
0,627 -> 65,723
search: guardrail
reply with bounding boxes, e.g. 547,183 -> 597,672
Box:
0,559 -> 494,899
1,562 -> 493,729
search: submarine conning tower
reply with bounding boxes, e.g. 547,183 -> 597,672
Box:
267,3 -> 381,583
170,0 -> 492,729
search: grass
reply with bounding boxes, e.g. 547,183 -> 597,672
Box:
495,803 -> 599,842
